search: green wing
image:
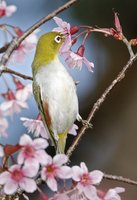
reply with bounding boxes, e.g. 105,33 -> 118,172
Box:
33,81 -> 57,148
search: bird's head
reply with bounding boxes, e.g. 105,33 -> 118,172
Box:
32,32 -> 65,73
39,31 -> 65,53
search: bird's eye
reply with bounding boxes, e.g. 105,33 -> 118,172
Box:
54,35 -> 62,43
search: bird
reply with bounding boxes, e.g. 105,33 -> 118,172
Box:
32,31 -> 79,154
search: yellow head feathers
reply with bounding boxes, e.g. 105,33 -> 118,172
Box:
32,32 -> 65,73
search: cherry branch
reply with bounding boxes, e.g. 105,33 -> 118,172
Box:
104,173 -> 137,186
66,53 -> 137,158
1,68 -> 33,80
0,0 -> 79,68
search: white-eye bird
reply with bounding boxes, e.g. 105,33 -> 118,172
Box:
32,32 -> 79,153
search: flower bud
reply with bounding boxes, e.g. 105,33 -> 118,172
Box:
13,77 -> 24,90
14,27 -> 24,37
130,39 -> 137,46
2,90 -> 16,100
0,8 -> 6,17
70,26 -> 79,35
7,90 -> 16,100
77,45 -> 85,57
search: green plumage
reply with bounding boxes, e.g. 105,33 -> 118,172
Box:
32,32 -> 64,75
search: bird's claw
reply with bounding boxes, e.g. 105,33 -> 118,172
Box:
77,114 -> 92,129
81,119 -> 92,129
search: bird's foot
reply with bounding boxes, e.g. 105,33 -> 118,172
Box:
81,119 -> 92,129
77,114 -> 92,129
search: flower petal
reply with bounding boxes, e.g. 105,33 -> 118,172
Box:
0,171 -> 10,184
33,138 -> 48,149
80,162 -> 88,173
25,158 -> 39,174
4,180 -> 18,194
23,165 -> 38,177
57,166 -> 72,179
83,57 -> 94,72
68,124 -> 78,136
19,134 -> 32,146
17,151 -> 25,165
72,166 -> 82,181
6,5 -> 17,16
83,185 -> 99,200
89,170 -> 103,185
47,177 -> 57,191
35,149 -> 49,165
20,178 -> 37,193
104,187 -> 125,200
53,154 -> 68,166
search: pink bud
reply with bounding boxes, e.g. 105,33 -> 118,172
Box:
70,26 -> 79,35
77,45 -> 85,57
14,27 -> 24,37
13,77 -> 24,90
2,90 -> 16,100
0,8 -> 6,17
114,12 -> 122,34
7,90 -> 16,100
130,38 -> 137,46
97,190 -> 106,198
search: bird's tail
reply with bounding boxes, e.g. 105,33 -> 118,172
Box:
56,131 -> 68,154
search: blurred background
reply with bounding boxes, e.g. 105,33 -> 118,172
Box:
0,0 -> 137,199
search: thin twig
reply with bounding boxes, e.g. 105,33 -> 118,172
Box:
0,0 -> 79,67
123,36 -> 135,58
104,173 -> 137,186
66,53 -> 137,158
1,68 -> 33,80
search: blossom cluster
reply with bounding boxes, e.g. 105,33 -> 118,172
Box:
0,135 -> 125,199
0,77 -> 32,137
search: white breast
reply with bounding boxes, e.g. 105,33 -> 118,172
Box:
35,59 -> 79,135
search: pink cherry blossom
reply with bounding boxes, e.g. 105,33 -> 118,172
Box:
0,145 -> 4,157
20,117 -> 49,139
0,90 -> 28,117
63,50 -> 94,72
0,164 -> 37,194
41,154 -> 72,191
0,1 -> 17,18
98,187 -> 125,200
72,162 -> 103,200
53,16 -> 71,34
10,30 -> 39,63
17,134 -> 48,174
53,17 -> 72,53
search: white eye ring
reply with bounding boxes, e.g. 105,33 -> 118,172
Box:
54,35 -> 62,43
